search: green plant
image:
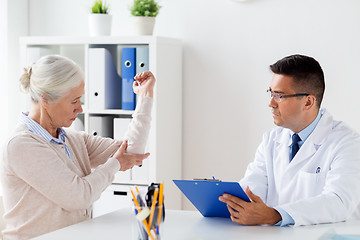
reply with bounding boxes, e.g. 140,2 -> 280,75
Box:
91,0 -> 109,14
130,0 -> 161,17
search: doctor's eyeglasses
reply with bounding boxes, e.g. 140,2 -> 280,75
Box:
267,88 -> 309,103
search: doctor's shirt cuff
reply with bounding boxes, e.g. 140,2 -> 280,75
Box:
273,207 -> 295,227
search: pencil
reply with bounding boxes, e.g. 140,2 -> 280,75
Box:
157,183 -> 164,227
148,188 -> 159,227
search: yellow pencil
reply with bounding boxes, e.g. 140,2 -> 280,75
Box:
148,188 -> 159,227
157,183 -> 164,226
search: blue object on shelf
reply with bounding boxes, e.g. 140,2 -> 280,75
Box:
136,47 -> 149,74
121,48 -> 136,110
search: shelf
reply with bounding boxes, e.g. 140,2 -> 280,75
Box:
84,109 -> 134,116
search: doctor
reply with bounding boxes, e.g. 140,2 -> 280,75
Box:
219,54 -> 360,226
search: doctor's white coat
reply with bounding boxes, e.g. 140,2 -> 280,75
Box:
240,109 -> 360,226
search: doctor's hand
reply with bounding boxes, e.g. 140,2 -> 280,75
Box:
113,140 -> 150,171
219,186 -> 282,225
133,71 -> 156,98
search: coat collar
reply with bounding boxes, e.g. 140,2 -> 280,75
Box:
273,108 -> 333,164
273,108 -> 332,145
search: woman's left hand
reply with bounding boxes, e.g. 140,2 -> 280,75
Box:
133,71 -> 156,98
113,140 -> 150,171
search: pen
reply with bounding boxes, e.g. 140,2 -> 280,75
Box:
135,186 -> 146,207
212,176 -> 215,180
132,199 -> 138,215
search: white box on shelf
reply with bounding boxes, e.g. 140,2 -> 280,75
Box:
113,117 -> 131,141
88,48 -> 121,111
88,115 -> 113,138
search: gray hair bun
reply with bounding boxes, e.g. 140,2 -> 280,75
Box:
19,66 -> 32,93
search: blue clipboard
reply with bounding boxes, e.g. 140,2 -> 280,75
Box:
173,179 -> 250,218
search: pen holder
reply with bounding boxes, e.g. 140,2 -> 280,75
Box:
133,205 -> 164,240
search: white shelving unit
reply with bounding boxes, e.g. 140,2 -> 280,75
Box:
20,36 -> 183,212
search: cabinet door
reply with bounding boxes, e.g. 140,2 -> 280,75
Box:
92,184 -> 147,218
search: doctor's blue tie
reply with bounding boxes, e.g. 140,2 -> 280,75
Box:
290,133 -> 301,162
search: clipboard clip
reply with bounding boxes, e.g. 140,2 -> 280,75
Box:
193,178 -> 221,182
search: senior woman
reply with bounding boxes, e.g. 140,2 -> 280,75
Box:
0,55 -> 155,239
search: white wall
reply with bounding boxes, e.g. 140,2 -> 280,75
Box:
1,0 -> 29,196
3,0 -> 29,132
7,0 -> 29,127
0,0 -> 8,196
15,0 -> 360,210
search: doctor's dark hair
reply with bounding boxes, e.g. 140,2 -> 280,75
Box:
269,54 -> 325,108
19,55 -> 84,103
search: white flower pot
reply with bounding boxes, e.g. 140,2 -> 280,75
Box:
88,14 -> 112,36
131,16 -> 156,36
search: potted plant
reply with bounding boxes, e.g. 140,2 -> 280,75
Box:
130,0 -> 161,35
88,0 -> 112,36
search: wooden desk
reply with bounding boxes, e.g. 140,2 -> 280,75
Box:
33,208 -> 360,240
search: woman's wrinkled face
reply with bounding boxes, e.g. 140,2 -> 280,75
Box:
45,81 -> 84,128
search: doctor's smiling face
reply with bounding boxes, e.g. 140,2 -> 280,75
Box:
268,74 -> 310,133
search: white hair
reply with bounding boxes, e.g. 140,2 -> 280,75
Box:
19,55 -> 84,103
